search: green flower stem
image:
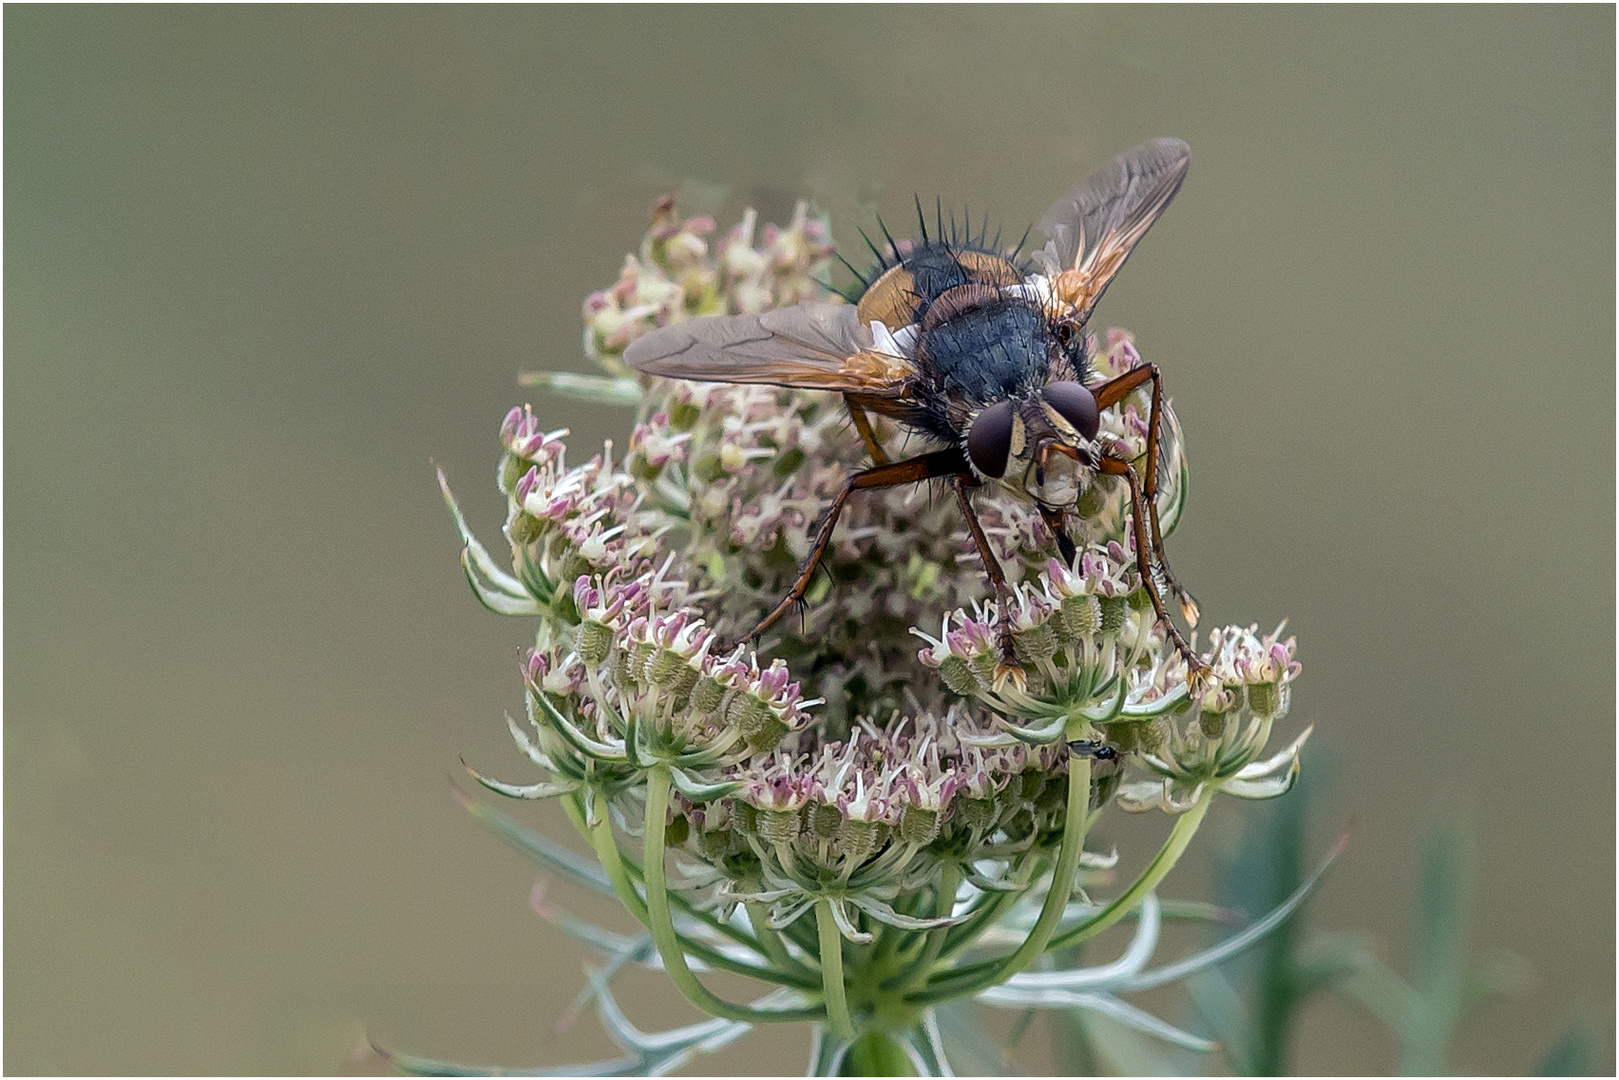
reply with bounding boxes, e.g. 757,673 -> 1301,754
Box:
840,1028 -> 916,1076
612,843 -> 800,958
932,882 -> 1021,966
641,768 -> 824,1024
909,754 -> 1094,1005
886,863 -> 961,992
747,901 -> 818,983
567,791 -> 820,990
1049,785 -> 1214,951
867,903 -> 911,974
816,900 -> 856,1043
569,791 -> 648,922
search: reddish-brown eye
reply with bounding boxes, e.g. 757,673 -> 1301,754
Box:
966,401 -> 1014,478
1042,381 -> 1099,441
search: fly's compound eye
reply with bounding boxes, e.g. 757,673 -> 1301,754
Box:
966,400 -> 1014,478
1041,381 -> 1100,442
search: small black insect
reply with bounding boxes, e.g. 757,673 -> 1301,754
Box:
1067,739 -> 1119,763
626,139 -> 1208,685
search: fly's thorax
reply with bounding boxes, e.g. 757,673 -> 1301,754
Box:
920,299 -> 1051,403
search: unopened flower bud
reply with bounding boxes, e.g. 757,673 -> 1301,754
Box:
499,454 -> 528,494
1017,770 -> 1044,802
968,650 -> 1000,685
1013,620 -> 1059,665
744,714 -> 789,754
628,640 -> 657,684
649,647 -> 690,688
508,512 -> 543,546
835,817 -> 878,863
727,694 -> 771,735
667,398 -> 701,431
666,664 -> 701,704
900,805 -> 941,845
808,801 -> 843,840
1062,594 -> 1102,638
936,654 -> 980,696
611,649 -> 638,693
699,828 -> 732,859
1099,595 -> 1129,637
1247,681 -> 1281,719
755,807 -> 798,845
577,621 -> 613,666
1076,480 -> 1111,519
1107,723 -> 1140,754
688,677 -> 726,716
959,797 -> 998,832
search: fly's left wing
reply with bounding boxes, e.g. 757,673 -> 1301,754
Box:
1038,138 -> 1191,323
623,303 -> 914,396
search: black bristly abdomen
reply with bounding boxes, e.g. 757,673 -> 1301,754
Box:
903,242 -> 988,304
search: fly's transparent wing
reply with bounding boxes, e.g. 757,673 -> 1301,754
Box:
624,303 -> 913,395
1038,138 -> 1191,322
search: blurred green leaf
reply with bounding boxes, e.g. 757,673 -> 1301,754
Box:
1332,818 -> 1543,1075
1070,1005 -> 1199,1077
1193,765 -> 1357,1075
932,1000 -> 1014,1076
1532,1023 -> 1593,1077
517,370 -> 643,405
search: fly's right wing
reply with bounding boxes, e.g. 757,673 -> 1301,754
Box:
1038,138 -> 1191,323
623,303 -> 914,397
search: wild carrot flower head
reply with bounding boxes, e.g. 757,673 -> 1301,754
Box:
427,197 -> 1314,1076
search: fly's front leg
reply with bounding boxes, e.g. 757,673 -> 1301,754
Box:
1093,362 -> 1199,626
953,477 -> 1025,689
750,447 -> 966,642
1096,454 -> 1212,688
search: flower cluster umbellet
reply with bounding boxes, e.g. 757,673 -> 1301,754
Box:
422,198 -> 1314,1076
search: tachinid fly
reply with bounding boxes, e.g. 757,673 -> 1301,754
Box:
625,139 -> 1209,687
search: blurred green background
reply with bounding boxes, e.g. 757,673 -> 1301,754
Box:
6,7 -> 1611,1074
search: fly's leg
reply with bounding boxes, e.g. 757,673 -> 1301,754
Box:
750,448 -> 965,642
1093,363 -> 1200,626
1095,453 -> 1212,688
844,395 -> 890,466
953,477 -> 1026,689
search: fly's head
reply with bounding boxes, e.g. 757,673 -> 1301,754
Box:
963,377 -> 1101,508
